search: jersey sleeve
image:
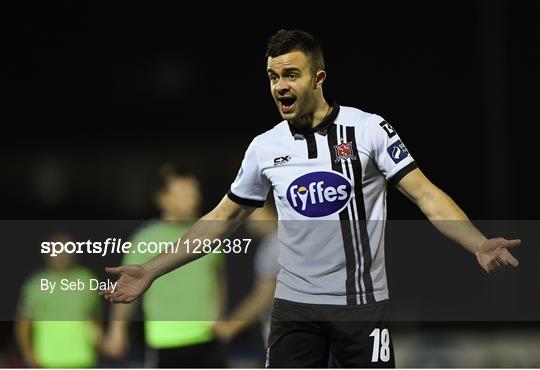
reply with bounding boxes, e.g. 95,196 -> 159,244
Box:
227,138 -> 271,207
368,116 -> 418,185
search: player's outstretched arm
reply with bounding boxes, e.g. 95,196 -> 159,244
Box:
101,196 -> 256,303
395,168 -> 520,273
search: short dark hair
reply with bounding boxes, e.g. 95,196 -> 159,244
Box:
156,163 -> 195,193
266,29 -> 325,72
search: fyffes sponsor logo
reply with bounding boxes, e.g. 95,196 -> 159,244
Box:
287,171 -> 352,217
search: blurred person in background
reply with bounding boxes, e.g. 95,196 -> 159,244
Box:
103,164 -> 228,368
15,232 -> 102,368
213,202 -> 279,347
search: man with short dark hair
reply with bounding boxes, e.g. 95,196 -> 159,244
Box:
103,165 -> 228,368
102,30 -> 520,368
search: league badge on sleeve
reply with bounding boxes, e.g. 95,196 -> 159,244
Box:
379,120 -> 396,138
387,140 -> 409,164
333,142 -> 356,162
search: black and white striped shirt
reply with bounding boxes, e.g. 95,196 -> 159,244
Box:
228,103 -> 417,305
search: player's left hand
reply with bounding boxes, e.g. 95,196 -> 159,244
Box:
475,237 -> 521,273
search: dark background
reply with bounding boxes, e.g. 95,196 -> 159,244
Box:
3,0 -> 539,220
2,0 -> 539,368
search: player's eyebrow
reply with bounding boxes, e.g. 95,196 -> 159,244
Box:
282,67 -> 301,74
267,67 -> 301,74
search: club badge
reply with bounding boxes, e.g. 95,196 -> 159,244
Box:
333,142 -> 356,162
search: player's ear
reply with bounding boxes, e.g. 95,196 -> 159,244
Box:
314,69 -> 326,89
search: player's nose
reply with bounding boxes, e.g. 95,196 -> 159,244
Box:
275,78 -> 290,94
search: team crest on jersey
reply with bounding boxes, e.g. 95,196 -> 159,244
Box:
333,142 -> 356,162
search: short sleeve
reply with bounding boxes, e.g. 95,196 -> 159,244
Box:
227,139 -> 271,207
369,117 -> 418,185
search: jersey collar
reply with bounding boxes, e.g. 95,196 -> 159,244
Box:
288,101 -> 340,138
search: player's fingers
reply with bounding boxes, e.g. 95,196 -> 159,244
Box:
122,296 -> 135,304
497,259 -> 505,267
495,256 -> 508,266
107,289 -> 125,302
490,258 -> 501,271
109,296 -> 122,304
105,266 -> 124,275
507,256 -> 519,267
111,294 -> 128,304
501,250 -> 519,267
100,288 -> 115,297
99,289 -> 114,297
504,239 -> 521,248
119,295 -> 136,304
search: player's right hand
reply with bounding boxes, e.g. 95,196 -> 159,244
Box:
100,265 -> 153,303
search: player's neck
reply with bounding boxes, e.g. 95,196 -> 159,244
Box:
290,99 -> 331,131
311,100 -> 332,128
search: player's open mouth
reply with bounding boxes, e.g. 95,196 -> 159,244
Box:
278,97 -> 297,114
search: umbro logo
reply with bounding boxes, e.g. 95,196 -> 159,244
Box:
274,155 -> 291,166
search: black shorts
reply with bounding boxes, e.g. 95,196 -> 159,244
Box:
266,298 -> 395,368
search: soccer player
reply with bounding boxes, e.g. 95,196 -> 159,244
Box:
102,30 -> 521,368
103,165 -> 228,367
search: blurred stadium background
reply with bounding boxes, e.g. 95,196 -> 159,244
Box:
2,0 -> 539,368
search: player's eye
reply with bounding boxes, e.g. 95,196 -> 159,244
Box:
269,74 -> 278,82
287,73 -> 298,80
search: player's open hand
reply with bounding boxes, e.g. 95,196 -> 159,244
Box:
100,265 -> 153,303
475,237 -> 521,273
